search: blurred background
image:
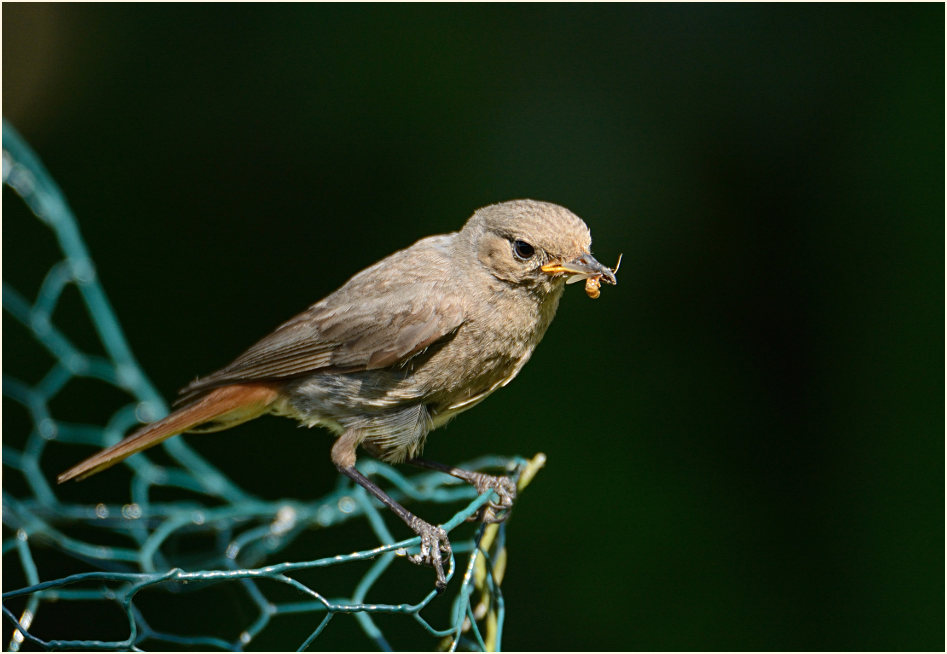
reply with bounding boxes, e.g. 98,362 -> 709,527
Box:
3,3 -> 943,651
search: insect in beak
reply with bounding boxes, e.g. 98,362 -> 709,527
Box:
541,253 -> 620,298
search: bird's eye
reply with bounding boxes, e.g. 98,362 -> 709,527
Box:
512,239 -> 535,260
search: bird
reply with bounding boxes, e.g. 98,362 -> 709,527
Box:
58,199 -> 617,589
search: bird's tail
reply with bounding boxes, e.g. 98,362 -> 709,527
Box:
57,383 -> 280,483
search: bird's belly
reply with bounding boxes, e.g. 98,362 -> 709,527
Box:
428,347 -> 533,427
280,336 -> 535,457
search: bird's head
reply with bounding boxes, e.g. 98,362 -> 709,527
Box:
459,199 -> 617,297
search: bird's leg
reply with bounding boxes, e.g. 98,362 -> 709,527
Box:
332,430 -> 450,590
407,457 -> 517,524
337,465 -> 450,590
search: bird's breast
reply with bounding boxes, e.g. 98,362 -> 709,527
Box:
422,290 -> 559,424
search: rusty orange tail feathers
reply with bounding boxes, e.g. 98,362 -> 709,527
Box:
57,383 -> 280,483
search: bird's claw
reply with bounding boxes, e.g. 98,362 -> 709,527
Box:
468,473 -> 517,523
407,517 -> 451,591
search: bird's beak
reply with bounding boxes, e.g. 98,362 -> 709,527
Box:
541,252 -> 619,286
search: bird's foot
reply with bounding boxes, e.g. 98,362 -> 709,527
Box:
406,516 -> 451,591
467,473 -> 517,524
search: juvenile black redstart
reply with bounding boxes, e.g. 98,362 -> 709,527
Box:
59,199 -> 617,589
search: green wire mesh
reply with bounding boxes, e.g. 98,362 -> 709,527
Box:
1,120 -> 545,651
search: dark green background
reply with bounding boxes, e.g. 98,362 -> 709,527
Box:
3,3 -> 943,651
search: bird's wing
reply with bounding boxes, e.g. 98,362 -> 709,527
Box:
176,236 -> 465,403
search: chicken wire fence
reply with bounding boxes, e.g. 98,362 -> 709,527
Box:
1,120 -> 544,651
